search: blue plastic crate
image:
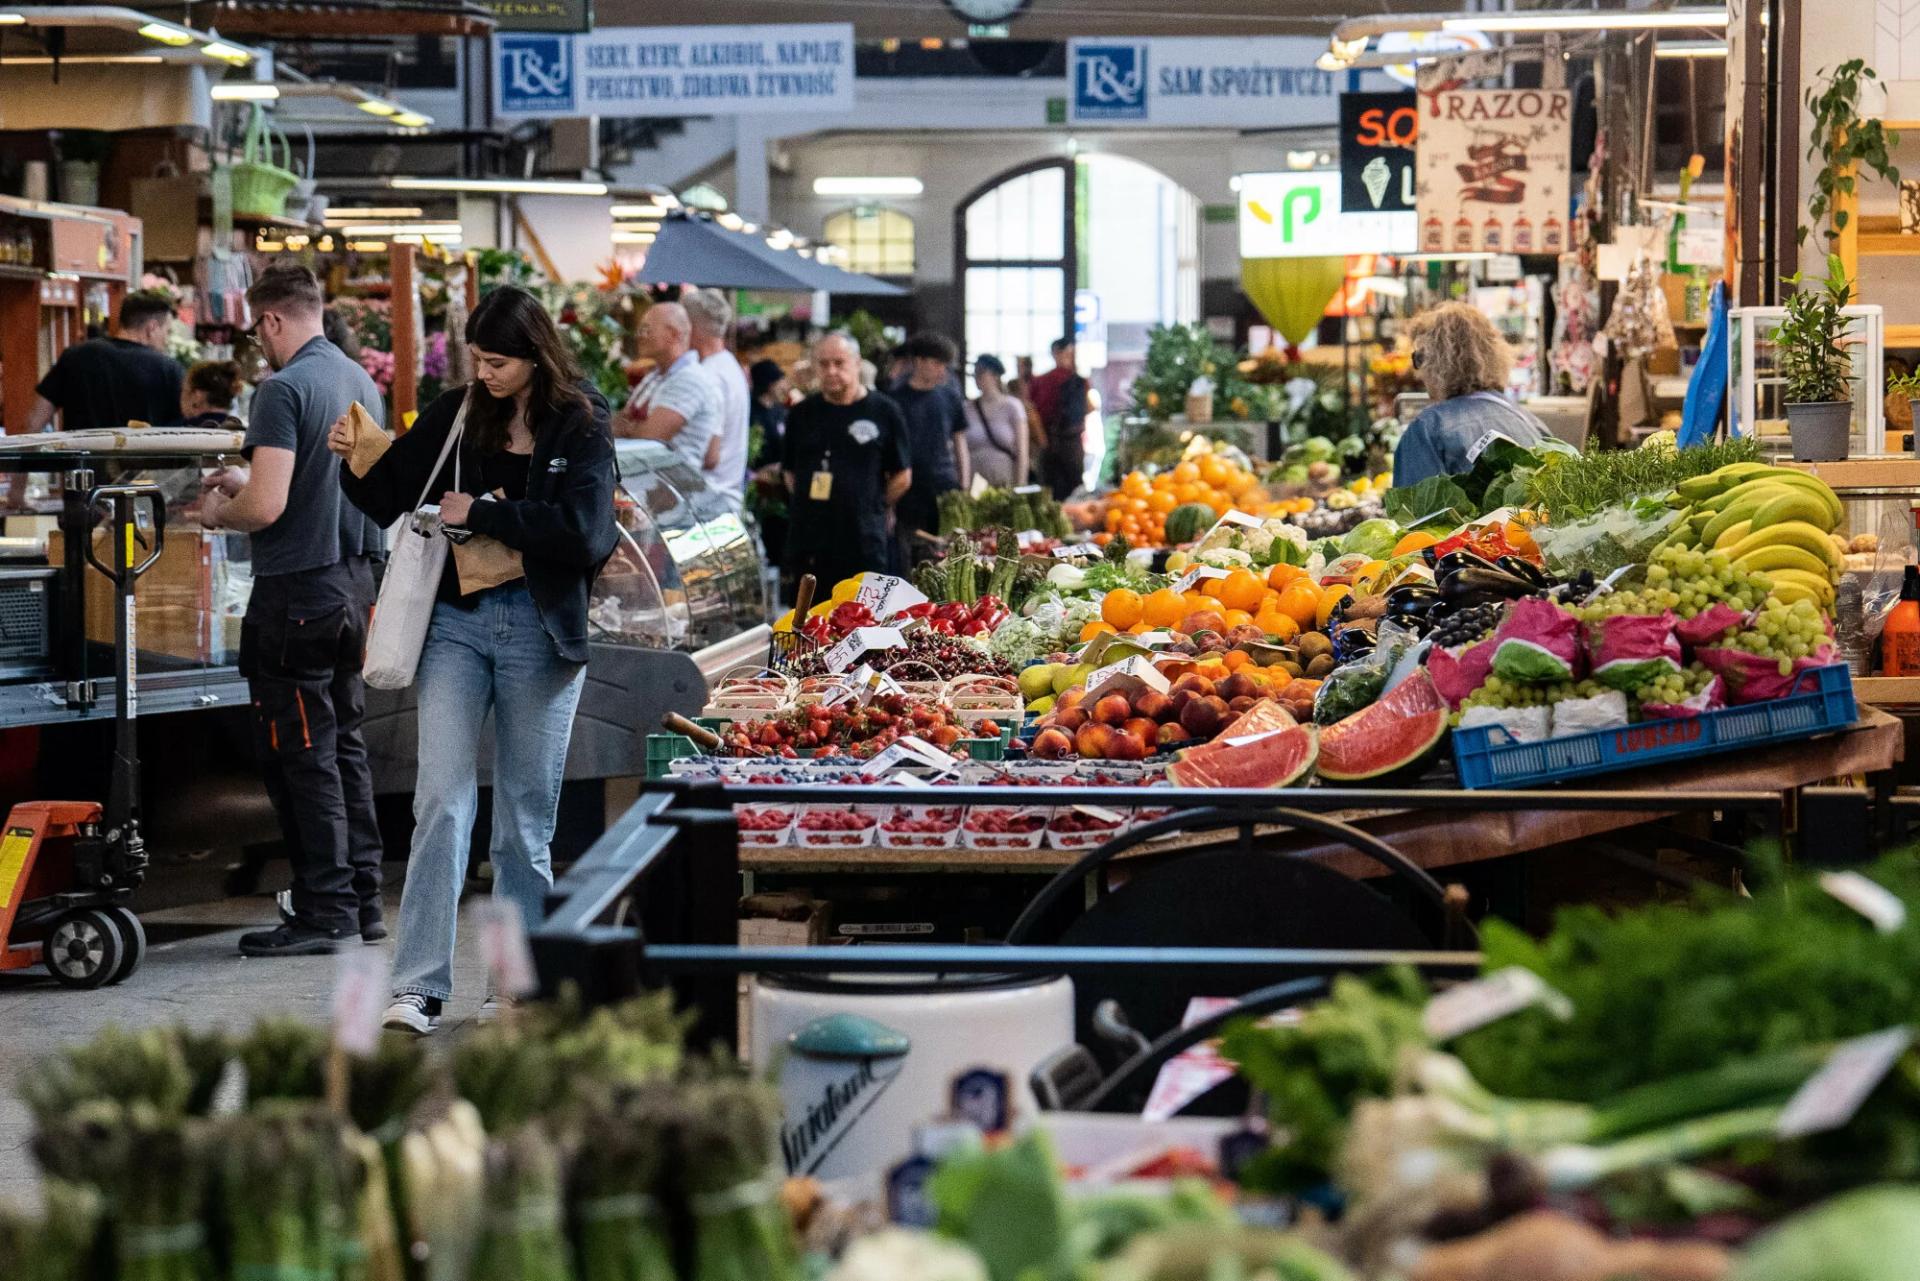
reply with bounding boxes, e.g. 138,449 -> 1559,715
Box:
1452,664 -> 1858,789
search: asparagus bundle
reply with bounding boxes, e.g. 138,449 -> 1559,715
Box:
234,1015 -> 432,1138
567,1086 -> 677,1281
679,1075 -> 802,1281
22,1027 -> 199,1123
469,1124 -> 575,1281
454,993 -> 685,1132
0,1180 -> 102,1281
217,1102 -> 359,1281
32,1101 -> 213,1281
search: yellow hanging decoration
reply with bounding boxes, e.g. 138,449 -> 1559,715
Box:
1241,256 -> 1349,346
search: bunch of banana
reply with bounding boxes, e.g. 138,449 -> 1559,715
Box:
1662,463 -> 1845,610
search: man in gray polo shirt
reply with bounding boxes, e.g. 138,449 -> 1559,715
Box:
617,300 -> 721,477
200,264 -> 386,957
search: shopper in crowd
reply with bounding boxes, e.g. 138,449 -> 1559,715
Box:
885,344 -> 912,390
197,265 -> 386,957
617,301 -> 721,474
333,285 -> 617,1034
1026,337 -> 1089,499
683,288 -> 750,507
783,332 -> 910,598
321,308 -> 361,360
961,354 -> 1028,490
1394,301 -> 1550,488
888,331 -> 968,567
179,360 -> 244,428
747,358 -> 791,563
1007,355 -> 1049,485
27,291 -> 183,432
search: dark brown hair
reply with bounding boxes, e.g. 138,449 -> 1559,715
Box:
119,291 -> 176,331
463,285 -> 590,455
246,264 -> 325,319
186,359 -> 242,409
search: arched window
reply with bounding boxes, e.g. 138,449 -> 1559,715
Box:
823,207 -> 915,276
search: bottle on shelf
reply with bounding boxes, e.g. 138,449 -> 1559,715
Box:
1882,565 -> 1920,676
1423,213 -> 1445,252
1452,213 -> 1474,251
1483,213 -> 1503,252
1511,213 -> 1533,252
1542,212 -> 1565,253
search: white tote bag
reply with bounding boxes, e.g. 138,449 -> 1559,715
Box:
363,398 -> 468,690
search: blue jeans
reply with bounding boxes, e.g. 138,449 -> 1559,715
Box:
392,584 -> 585,1002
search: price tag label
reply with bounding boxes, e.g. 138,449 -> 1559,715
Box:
1422,967 -> 1573,1041
1819,871 -> 1908,933
1172,565 -> 1230,593
1086,655 -> 1171,698
1072,804 -> 1127,824
1013,484 -> 1044,496
819,665 -> 870,709
854,574 -> 929,621
860,735 -> 963,778
1676,224 -> 1723,268
1777,1027 -> 1915,1139
331,949 -> 391,1057
1222,728 -> 1287,749
1016,529 -> 1046,550
1132,631 -> 1177,647
823,626 -> 906,674
1198,510 -> 1265,545
1053,543 -> 1103,560
475,898 -> 540,999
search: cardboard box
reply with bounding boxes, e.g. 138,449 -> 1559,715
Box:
47,526 -> 221,662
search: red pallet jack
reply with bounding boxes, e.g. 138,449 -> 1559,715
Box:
0,483 -> 164,987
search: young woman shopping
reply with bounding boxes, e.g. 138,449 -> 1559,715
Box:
332,285 -> 618,1033
960,354 -> 1028,490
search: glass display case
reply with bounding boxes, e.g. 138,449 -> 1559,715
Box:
1730,304 -> 1887,454
590,440 -> 767,652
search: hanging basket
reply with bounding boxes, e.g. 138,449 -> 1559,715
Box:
229,104 -> 298,220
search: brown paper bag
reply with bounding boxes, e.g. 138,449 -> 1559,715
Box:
451,492 -> 524,594
345,402 -> 391,478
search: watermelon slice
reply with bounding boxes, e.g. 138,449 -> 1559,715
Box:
1169,705 -> 1318,789
1316,668 -> 1449,783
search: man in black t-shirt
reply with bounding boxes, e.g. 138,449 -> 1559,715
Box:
28,292 -> 183,432
781,332 -> 911,600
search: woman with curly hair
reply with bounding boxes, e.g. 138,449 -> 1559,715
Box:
1394,301 -> 1549,487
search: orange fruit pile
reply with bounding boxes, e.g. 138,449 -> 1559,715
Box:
1098,452 -> 1269,547
1100,573 -> 1330,643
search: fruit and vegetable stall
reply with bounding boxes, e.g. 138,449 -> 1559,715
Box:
656,438 -> 1899,903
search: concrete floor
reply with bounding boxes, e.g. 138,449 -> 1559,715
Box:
0,874 -> 492,1211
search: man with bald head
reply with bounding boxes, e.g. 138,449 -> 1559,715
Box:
781,331 -> 911,599
619,299 -> 722,477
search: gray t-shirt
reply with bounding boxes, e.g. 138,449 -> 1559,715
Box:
243,335 -> 386,578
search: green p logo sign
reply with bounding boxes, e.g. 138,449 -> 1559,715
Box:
1280,185 -> 1321,243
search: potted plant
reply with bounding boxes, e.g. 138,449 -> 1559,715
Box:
1776,253 -> 1855,461
1888,369 -> 1920,453
1802,59 -> 1900,252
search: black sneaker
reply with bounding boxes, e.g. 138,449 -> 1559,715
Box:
383,992 -> 441,1035
238,922 -> 351,957
359,905 -> 388,944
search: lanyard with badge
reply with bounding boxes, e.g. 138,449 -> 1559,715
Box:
809,444 -> 833,500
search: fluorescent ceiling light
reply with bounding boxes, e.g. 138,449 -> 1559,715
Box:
812,176 -> 924,197
390,177 -> 608,196
1446,8 -> 1726,32
614,220 -> 661,233
357,99 -> 399,117
328,221 -> 462,237
325,207 -> 425,222
212,83 -> 279,100
202,41 -> 250,64
346,240 -> 388,251
0,13 -> 27,23
611,203 -> 668,218
138,21 -> 192,44
612,232 -> 656,245
1401,251 -> 1497,262
391,112 -> 430,128
717,212 -> 745,230
3,53 -> 160,63
1657,41 -> 1728,58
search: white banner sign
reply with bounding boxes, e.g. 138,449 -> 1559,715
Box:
1238,171 -> 1416,258
495,23 -> 854,119
1416,88 -> 1573,256
1068,37 -> 1379,127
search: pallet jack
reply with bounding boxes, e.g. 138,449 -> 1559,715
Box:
0,481 -> 164,987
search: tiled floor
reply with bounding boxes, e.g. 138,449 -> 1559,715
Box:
0,882 -> 489,1211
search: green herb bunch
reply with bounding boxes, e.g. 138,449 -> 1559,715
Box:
1776,254 -> 1855,405
1525,435 -> 1764,520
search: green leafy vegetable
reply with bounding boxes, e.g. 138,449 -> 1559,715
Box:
1731,1185 -> 1920,1281
1382,475 -> 1473,528
930,1131 -> 1076,1281
1524,435 -> 1765,520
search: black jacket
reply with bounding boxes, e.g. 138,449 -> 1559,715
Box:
340,383 -> 619,663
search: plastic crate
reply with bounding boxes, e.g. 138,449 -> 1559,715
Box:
645,729 -> 1005,779
1452,664 -> 1858,789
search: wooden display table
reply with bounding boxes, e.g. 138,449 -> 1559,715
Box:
1781,456 -> 1920,497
